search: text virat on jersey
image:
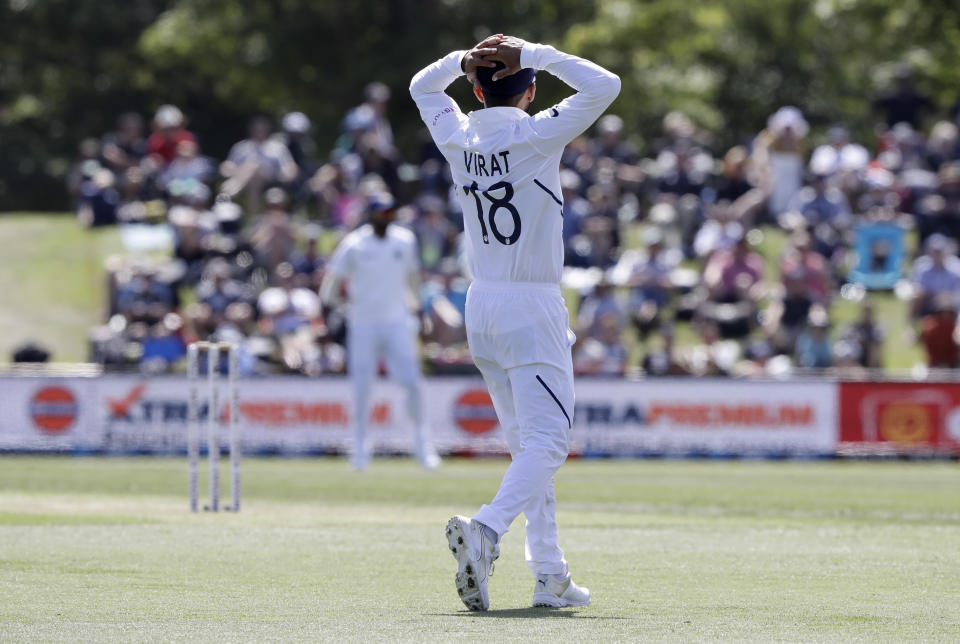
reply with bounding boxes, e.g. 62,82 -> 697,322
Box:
463,150 -> 511,177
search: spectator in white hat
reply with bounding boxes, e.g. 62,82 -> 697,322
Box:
281,112 -> 316,177
754,106 -> 809,219
361,81 -> 395,155
146,104 -> 196,167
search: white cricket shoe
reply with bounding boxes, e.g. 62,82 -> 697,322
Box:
532,573 -> 591,608
445,515 -> 499,611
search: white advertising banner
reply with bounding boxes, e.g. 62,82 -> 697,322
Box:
0,376 -> 838,456
570,379 -> 838,456
93,376 -> 507,455
0,377 -> 101,451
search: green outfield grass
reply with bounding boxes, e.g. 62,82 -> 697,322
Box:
1,457 -> 958,642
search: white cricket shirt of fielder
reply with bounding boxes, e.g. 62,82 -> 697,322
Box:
409,43 -> 621,285
325,224 -> 419,325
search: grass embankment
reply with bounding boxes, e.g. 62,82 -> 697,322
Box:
0,213 -> 121,362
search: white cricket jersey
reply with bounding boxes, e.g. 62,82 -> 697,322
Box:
326,224 -> 419,324
410,43 -> 620,285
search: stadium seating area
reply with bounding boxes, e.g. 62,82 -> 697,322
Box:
75,77 -> 960,377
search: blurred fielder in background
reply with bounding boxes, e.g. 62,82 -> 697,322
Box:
411,34 -> 620,610
321,196 -> 441,471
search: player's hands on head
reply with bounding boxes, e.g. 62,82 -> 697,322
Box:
487,36 -> 526,81
462,34 -> 503,85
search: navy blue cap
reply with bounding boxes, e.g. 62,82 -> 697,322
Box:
476,61 -> 535,98
368,193 -> 396,214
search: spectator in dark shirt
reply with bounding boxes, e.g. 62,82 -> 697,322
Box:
873,66 -> 934,130
657,139 -> 710,198
116,268 -> 175,325
280,111 -> 317,207
581,183 -> 621,267
197,259 -> 250,319
786,172 -> 851,228
140,312 -> 187,372
626,229 -> 677,337
280,111 -> 315,174
652,111 -> 704,156
916,163 -> 960,244
712,146 -> 753,203
560,169 -> 589,242
841,302 -> 885,369
765,269 -> 813,355
101,112 -> 147,175
357,131 -> 400,194
67,138 -> 102,208
642,323 -> 688,376
291,234 -> 325,289
78,168 -> 120,227
925,121 -> 959,171
591,114 -> 637,165
361,81 -> 395,156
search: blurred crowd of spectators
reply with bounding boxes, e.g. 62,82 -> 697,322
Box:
76,68 -> 960,377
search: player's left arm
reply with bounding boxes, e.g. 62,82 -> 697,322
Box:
515,42 -> 621,154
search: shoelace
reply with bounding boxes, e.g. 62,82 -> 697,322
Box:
480,543 -> 496,576
472,524 -> 498,576
485,545 -> 497,576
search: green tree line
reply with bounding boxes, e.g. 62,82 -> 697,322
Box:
0,0 -> 957,211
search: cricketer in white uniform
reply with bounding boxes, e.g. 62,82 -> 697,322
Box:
410,35 -> 620,610
321,196 -> 441,471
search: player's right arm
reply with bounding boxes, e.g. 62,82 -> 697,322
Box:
409,37 -> 500,142
319,235 -> 353,307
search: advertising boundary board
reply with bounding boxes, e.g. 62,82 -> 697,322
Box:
838,381 -> 960,455
0,375 -> 851,457
572,379 -> 837,457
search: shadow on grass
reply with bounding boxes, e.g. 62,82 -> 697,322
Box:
428,608 -> 633,620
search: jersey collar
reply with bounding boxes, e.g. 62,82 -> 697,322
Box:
467,107 -> 528,131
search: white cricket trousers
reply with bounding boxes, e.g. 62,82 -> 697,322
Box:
347,317 -> 428,460
466,280 -> 576,578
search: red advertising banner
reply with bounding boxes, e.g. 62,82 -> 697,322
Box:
839,382 -> 960,453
